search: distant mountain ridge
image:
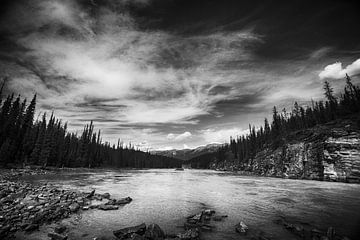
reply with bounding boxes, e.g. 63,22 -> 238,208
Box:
151,143 -> 224,160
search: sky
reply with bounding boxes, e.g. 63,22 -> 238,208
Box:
0,0 -> 360,150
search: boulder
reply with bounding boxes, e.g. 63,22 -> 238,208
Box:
68,203 -> 80,212
144,224 -> 165,240
115,197 -> 132,205
86,189 -> 95,198
177,228 -> 200,240
113,223 -> 146,239
187,213 -> 202,224
235,221 -> 248,235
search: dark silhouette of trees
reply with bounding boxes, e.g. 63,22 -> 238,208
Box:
0,77 -> 181,169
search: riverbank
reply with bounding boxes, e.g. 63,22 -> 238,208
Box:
0,168 -> 133,239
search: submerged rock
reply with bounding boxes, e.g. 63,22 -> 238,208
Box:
98,204 -> 119,211
107,197 -> 133,206
113,223 -> 146,239
235,221 -> 248,235
177,228 -> 200,240
144,224 -> 165,240
48,232 -> 68,240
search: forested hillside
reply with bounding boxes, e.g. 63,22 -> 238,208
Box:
186,75 -> 360,182
0,79 -> 181,169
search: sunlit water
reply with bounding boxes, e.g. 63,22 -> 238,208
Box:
20,169 -> 360,240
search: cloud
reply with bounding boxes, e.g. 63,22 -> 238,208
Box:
319,59 -> 360,80
200,128 -> 249,144
167,131 -> 192,141
2,0 -> 354,150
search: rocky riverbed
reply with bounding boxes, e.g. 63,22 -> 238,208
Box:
0,169 -> 132,239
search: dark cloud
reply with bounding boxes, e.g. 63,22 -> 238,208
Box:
130,0 -> 360,58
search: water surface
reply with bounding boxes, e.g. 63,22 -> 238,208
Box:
21,169 -> 360,240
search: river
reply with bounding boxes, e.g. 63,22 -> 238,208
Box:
19,169 -> 360,240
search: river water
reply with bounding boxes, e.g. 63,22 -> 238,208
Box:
20,169 -> 360,240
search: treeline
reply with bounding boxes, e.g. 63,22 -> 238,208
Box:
218,74 -> 360,168
0,79 -> 181,168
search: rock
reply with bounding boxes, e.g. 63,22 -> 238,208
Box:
144,224 -> 165,240
102,193 -> 111,199
116,197 -> 132,205
24,223 -> 39,232
48,232 -> 68,240
187,213 -> 202,224
202,209 -> 215,216
86,189 -> 95,198
54,225 -> 67,234
235,221 -> 248,235
177,228 -> 200,240
113,223 -> 146,239
68,202 -> 80,212
129,233 -> 146,240
106,197 -> 132,206
98,204 -> 119,211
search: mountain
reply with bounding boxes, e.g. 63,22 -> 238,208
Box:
151,143 -> 224,160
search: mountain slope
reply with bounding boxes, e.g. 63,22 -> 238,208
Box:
151,143 -> 224,160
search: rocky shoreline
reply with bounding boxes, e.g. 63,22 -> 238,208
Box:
0,168 -> 132,239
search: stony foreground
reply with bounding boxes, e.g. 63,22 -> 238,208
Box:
0,169 -> 132,239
